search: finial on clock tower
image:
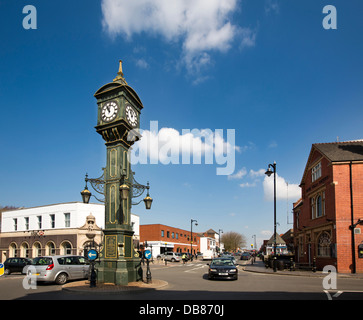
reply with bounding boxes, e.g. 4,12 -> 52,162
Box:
113,60 -> 128,85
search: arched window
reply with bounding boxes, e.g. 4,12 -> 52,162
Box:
33,242 -> 42,257
318,232 -> 331,257
61,241 -> 72,255
46,242 -> 56,255
21,242 -> 30,258
9,243 -> 18,258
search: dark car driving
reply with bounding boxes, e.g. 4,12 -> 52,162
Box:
208,257 -> 238,280
4,257 -> 32,275
240,252 -> 251,260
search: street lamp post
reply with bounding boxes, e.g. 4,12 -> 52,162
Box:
218,229 -> 223,255
265,161 -> 277,272
191,219 -> 198,260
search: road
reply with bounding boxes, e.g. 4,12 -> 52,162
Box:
1,260 -> 362,301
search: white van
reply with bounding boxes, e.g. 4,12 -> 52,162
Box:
202,250 -> 215,260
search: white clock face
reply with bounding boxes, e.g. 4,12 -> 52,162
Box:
125,104 -> 138,127
101,101 -> 118,122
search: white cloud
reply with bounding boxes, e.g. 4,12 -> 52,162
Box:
263,173 -> 301,201
101,0 -> 255,75
239,182 -> 256,188
228,167 -> 247,180
136,58 -> 149,69
249,168 -> 265,178
265,0 -> 280,15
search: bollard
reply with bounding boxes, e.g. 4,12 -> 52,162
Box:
273,256 -> 277,272
90,263 -> 97,288
312,257 -> 316,273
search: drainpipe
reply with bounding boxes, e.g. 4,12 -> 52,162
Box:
349,161 -> 356,274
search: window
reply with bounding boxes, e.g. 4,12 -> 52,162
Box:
317,232 -> 331,257
311,190 -> 325,219
78,256 -> 89,265
64,213 -> 70,228
311,162 -> 321,182
176,233 -> 179,239
167,231 -> 170,238
50,214 -> 55,228
316,196 -> 322,218
13,218 -> 17,231
62,242 -> 72,255
172,232 -> 175,239
33,242 -> 42,257
47,242 -> 56,255
25,217 -> 29,230
161,230 -> 164,237
37,216 -> 42,229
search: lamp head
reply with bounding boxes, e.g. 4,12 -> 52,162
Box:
143,195 -> 153,210
265,167 -> 273,177
81,188 -> 91,204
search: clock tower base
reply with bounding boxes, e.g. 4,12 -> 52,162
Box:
97,229 -> 142,286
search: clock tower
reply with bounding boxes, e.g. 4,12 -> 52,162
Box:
94,61 -> 143,285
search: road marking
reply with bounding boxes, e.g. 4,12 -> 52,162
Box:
184,265 -> 207,273
324,290 -> 343,300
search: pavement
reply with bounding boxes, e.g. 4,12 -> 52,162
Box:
62,278 -> 168,294
242,259 -> 363,279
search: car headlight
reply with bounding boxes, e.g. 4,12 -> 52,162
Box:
210,269 -> 217,272
229,269 -> 237,273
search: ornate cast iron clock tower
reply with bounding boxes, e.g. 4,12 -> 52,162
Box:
93,61 -> 147,285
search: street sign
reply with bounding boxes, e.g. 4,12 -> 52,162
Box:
0,263 -> 4,276
87,249 -> 98,261
144,250 -> 151,260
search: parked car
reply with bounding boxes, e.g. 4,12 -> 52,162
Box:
207,257 -> 238,280
157,252 -> 181,262
24,255 -> 90,285
4,257 -> 32,275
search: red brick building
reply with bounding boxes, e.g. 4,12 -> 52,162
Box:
293,141 -> 363,273
140,224 -> 200,258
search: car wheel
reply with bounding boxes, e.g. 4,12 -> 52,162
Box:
4,269 -> 10,275
55,273 -> 68,285
171,258 -> 176,262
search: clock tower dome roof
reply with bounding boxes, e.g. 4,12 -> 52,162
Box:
94,60 -> 143,109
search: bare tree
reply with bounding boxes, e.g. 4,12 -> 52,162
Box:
221,231 -> 246,252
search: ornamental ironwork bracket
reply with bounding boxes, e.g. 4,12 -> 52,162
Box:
84,169 -> 150,206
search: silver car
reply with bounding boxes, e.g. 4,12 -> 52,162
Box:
25,255 -> 90,285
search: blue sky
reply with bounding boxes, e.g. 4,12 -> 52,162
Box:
1,0 -> 363,248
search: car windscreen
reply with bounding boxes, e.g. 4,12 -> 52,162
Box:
31,257 -> 53,265
211,259 -> 234,266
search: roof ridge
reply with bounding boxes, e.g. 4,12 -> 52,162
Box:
314,139 -> 363,145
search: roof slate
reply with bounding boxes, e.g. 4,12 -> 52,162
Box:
314,140 -> 363,162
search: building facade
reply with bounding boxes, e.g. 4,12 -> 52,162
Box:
0,202 -> 140,263
140,224 -> 200,258
293,141 -> 363,273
